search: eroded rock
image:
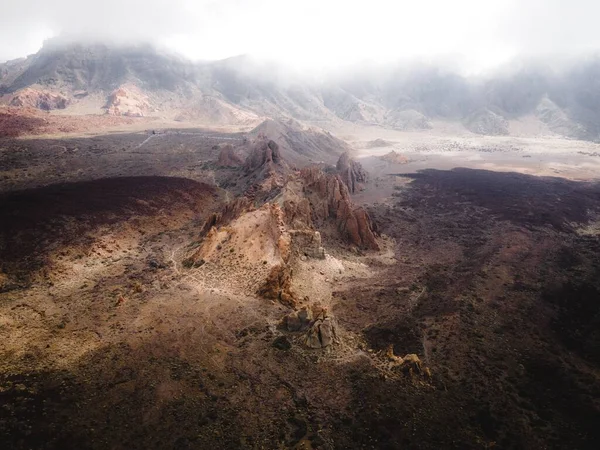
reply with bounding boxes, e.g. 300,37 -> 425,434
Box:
105,84 -> 152,117
289,230 -> 325,259
304,313 -> 338,348
336,152 -> 368,193
300,167 -> 379,250
10,88 -> 69,110
285,306 -> 313,332
257,264 -> 297,307
244,138 -> 284,173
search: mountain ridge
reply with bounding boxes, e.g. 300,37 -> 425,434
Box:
3,39 -> 600,141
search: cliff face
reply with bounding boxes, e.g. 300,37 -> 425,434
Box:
300,167 -> 379,250
336,152 -> 368,194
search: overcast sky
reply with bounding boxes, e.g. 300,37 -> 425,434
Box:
1,0 -> 599,71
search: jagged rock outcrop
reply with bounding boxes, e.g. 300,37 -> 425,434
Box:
300,167 -> 379,250
242,137 -> 290,202
336,152 -> 368,193
304,311 -> 339,348
249,118 -> 350,166
199,197 -> 252,236
257,264 -> 297,307
9,88 -> 69,110
284,306 -> 313,332
244,137 -> 284,173
217,144 -> 243,167
289,230 -> 325,259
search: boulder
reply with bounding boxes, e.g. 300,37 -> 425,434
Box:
289,230 -> 325,259
304,315 -> 338,349
285,306 -> 313,332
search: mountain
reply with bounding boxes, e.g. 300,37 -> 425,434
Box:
4,39 -> 600,140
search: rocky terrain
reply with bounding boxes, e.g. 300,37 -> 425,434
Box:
1,38 -> 600,450
1,114 -> 599,449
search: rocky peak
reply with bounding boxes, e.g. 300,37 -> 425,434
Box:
243,136 -> 285,173
336,151 -> 368,194
300,167 -> 379,250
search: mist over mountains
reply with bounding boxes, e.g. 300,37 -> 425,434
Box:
3,38 -> 600,140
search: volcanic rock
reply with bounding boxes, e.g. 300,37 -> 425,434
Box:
289,230 -> 325,259
257,264 -> 297,307
199,197 -> 252,237
380,150 -> 409,164
300,167 -> 379,250
336,152 -> 368,193
105,84 -> 152,117
285,306 -> 313,332
304,313 -> 338,349
9,88 -> 69,110
244,137 -> 284,173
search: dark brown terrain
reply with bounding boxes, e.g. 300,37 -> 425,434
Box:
0,121 -> 599,450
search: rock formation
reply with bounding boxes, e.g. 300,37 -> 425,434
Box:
257,264 -> 297,307
242,137 -> 290,202
304,311 -> 338,348
336,152 -> 368,193
288,230 -> 325,259
300,167 -> 379,250
284,306 -> 313,332
9,88 -> 69,110
244,137 -> 284,173
198,197 -> 252,236
104,84 -> 152,117
183,138 -> 379,324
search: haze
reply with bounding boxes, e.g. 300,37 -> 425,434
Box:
2,0 -> 600,71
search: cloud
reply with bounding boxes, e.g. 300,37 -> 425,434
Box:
1,0 -> 600,70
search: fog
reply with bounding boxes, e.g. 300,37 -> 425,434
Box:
2,0 -> 600,72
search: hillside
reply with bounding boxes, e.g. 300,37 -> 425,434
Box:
4,39 -> 600,140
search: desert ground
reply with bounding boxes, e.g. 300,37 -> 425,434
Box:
1,118 -> 599,450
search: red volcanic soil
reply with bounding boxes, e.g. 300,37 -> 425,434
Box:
0,107 -> 147,137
